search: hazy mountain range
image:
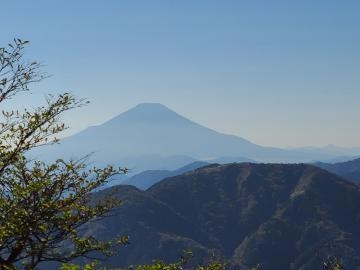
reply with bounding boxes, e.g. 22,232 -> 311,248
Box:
30,103 -> 360,174
121,161 -> 210,190
28,100 -> 360,269
315,157 -> 360,184
292,145 -> 360,162
83,163 -> 360,269
121,157 -> 360,190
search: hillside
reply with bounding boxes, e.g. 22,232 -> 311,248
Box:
88,163 -> 360,269
315,157 -> 360,184
121,158 -> 258,190
121,161 -> 210,190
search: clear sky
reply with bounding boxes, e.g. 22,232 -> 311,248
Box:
1,1 -> 359,148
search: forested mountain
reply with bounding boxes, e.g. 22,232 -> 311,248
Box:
88,163 -> 360,269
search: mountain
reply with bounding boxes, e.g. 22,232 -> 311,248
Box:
122,157 -> 256,190
314,157 -> 360,184
86,163 -> 360,269
30,103 -> 348,173
293,145 -> 360,161
208,156 -> 255,164
121,161 -> 210,190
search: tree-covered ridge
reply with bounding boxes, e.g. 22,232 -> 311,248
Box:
89,163 -> 360,269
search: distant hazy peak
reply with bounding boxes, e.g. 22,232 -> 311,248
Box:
121,103 -> 169,114
133,102 -> 170,109
103,103 -> 196,126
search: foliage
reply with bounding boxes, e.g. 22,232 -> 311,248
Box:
60,261 -> 100,270
321,255 -> 343,270
315,243 -> 344,270
61,250 -> 227,270
0,39 -> 128,269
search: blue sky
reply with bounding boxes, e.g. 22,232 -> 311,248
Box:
1,1 -> 359,147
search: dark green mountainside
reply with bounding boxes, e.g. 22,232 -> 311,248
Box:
90,163 -> 360,269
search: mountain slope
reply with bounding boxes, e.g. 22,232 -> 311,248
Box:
89,163 -> 360,269
121,161 -> 210,190
30,103 -> 342,172
314,157 -> 360,184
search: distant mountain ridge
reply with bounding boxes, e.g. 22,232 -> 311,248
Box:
120,156 -> 360,190
121,161 -> 210,190
122,157 -> 256,190
30,103 -> 359,173
87,163 -> 360,269
293,145 -> 360,160
314,157 -> 360,184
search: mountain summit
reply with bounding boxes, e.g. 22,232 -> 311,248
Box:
32,103 -> 341,171
105,103 -> 192,125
